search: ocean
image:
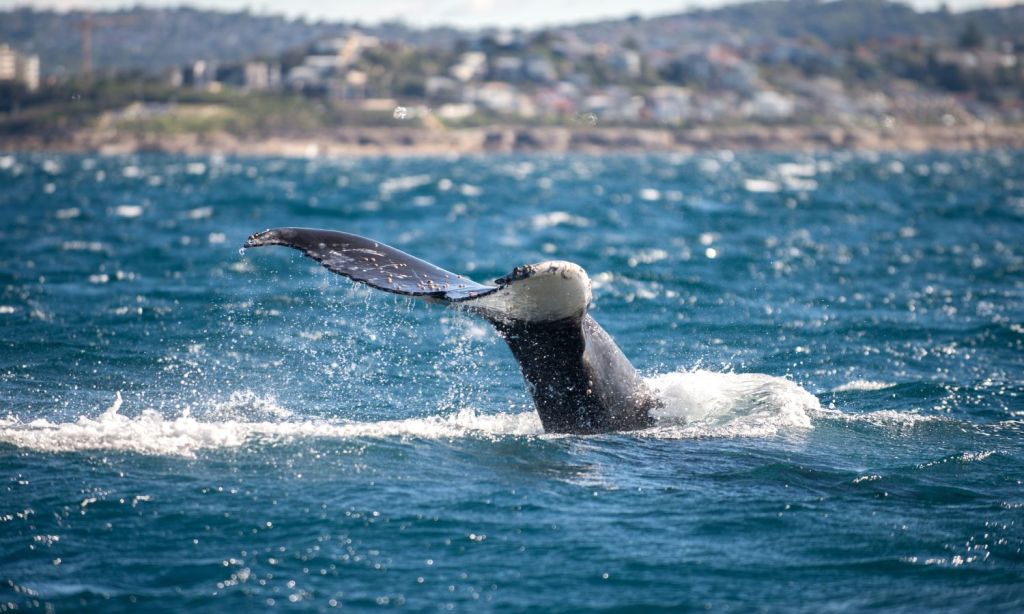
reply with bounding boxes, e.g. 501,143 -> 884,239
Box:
1,150 -> 1022,611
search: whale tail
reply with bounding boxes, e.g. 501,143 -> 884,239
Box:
244,227 -> 658,433
244,227 -> 497,301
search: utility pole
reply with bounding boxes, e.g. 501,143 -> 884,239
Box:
81,12 -> 93,76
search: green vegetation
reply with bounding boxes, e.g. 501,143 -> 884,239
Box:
2,0 -> 1023,143
0,76 -> 406,139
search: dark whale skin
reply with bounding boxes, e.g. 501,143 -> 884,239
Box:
245,227 -> 661,434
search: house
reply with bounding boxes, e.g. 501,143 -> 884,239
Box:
744,90 -> 795,119
468,82 -> 535,117
0,44 -> 40,91
524,57 -> 558,83
607,49 -> 641,80
244,62 -> 281,91
491,56 -> 524,82
450,52 -> 487,83
648,86 -> 694,124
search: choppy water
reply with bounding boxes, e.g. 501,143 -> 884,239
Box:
1,151 -> 1023,611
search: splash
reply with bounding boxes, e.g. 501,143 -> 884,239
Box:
0,371 -> 827,457
643,370 -> 818,438
0,393 -> 543,458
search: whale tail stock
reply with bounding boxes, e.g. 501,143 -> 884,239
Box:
244,227 -> 658,433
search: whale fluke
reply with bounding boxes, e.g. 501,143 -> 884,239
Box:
244,228 -> 498,301
244,227 -> 659,434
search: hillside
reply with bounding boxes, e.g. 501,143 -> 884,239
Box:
0,7 -> 461,77
2,1 -> 1024,77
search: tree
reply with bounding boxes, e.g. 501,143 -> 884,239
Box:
959,21 -> 983,50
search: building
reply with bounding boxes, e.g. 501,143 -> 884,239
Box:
607,49 -> 642,80
744,90 -> 796,120
450,52 -> 487,83
186,60 -> 219,89
314,32 -> 379,67
648,86 -> 694,124
243,61 -> 282,91
0,45 -> 17,82
491,56 -> 524,82
524,57 -> 558,83
0,44 -> 40,91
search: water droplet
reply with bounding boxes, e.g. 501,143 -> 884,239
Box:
238,247 -> 247,256
393,106 -> 408,120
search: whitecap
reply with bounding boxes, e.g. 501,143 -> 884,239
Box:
113,205 -> 144,218
776,162 -> 816,178
813,407 -> 949,429
187,206 -> 214,220
627,248 -> 668,267
831,380 -> 895,392
743,178 -> 780,193
782,177 -> 817,191
41,159 -> 62,175
530,211 -> 590,230
62,241 -> 105,252
638,188 -> 661,201
379,174 -> 432,196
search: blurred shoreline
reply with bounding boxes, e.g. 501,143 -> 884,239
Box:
4,123 -> 1024,157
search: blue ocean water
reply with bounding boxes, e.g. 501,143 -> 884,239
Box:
1,150 -> 1022,611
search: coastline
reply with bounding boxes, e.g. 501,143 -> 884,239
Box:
4,123 -> 1024,157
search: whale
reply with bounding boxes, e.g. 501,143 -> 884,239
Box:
244,227 -> 661,434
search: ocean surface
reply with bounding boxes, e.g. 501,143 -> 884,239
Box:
1,150 -> 1022,611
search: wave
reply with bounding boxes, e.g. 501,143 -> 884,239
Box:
813,407 -> 953,429
831,380 -> 896,392
0,371 -> 825,457
645,370 -> 818,438
0,392 -> 542,458
16,373 -> 995,457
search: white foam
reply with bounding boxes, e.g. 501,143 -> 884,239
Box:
743,178 -> 780,193
832,379 -> 896,392
0,392 -> 542,458
644,370 -> 817,438
530,211 -> 590,230
379,174 -> 432,196
0,371 -> 828,457
113,204 -> 143,218
813,407 -> 948,429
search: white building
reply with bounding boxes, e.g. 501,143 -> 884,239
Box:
0,45 -> 13,81
468,82 -> 535,117
450,52 -> 487,83
0,44 -> 40,91
425,75 -> 459,100
648,86 -> 693,125
243,61 -> 281,91
744,90 -> 795,120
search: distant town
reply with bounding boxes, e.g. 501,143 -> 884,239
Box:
1,0 -> 1024,155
